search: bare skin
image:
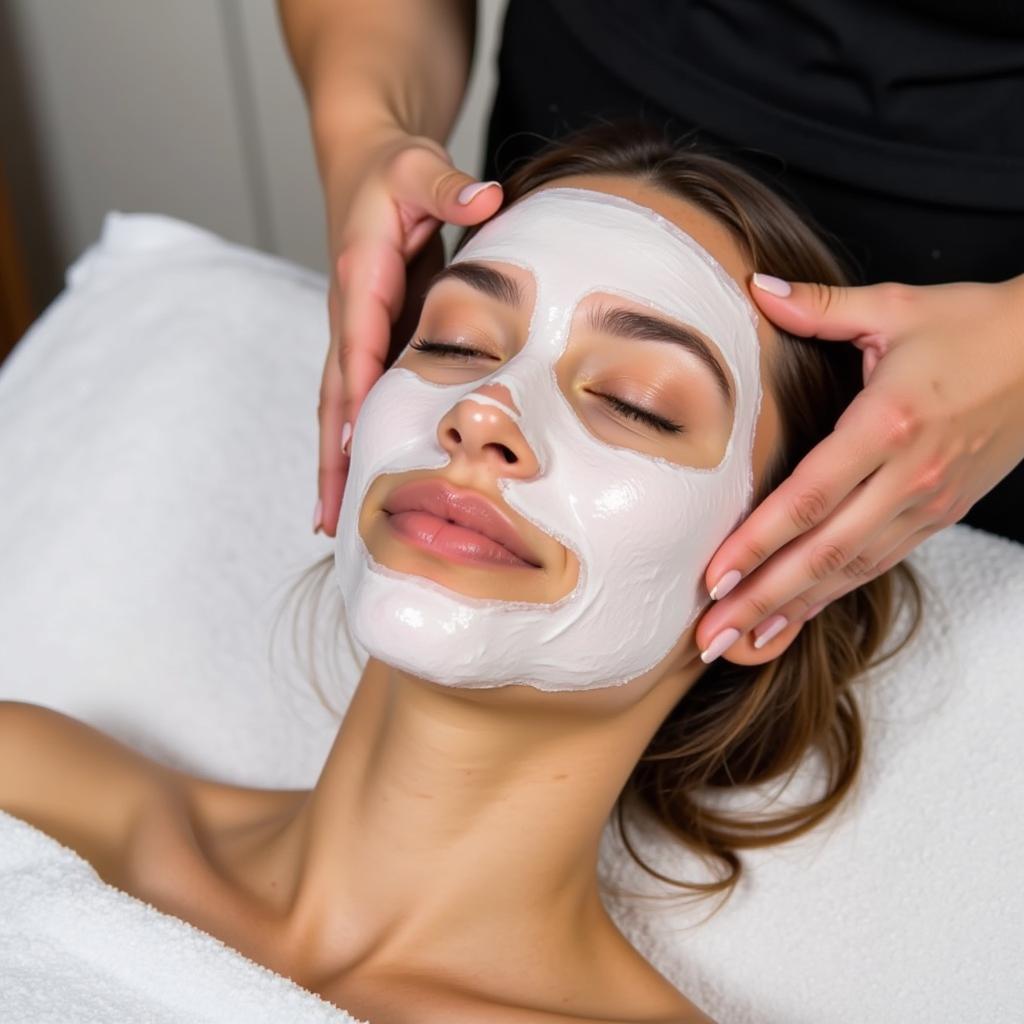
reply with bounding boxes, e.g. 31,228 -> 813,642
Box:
0,175 -> 802,1023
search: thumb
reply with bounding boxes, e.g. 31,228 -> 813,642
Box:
393,144 -> 503,228
749,273 -> 915,342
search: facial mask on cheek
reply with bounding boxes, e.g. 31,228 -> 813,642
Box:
334,187 -> 762,691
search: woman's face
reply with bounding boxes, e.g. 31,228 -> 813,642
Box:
334,174 -> 782,694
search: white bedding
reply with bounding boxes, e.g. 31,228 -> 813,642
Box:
0,211 -> 1020,1022
0,810 -> 363,1023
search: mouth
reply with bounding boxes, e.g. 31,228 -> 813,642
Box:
381,478 -> 544,570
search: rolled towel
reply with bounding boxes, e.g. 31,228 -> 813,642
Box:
0,809 -> 365,1022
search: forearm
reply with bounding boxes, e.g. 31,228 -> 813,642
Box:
277,0 -> 476,183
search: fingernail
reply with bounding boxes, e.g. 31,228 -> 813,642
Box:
804,601 -> 828,621
341,421 -> 352,457
700,627 -> 741,665
752,614 -> 788,650
312,498 -> 323,534
752,273 -> 792,298
457,180 -> 501,205
709,568 -> 742,601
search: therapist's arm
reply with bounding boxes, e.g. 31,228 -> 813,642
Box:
279,0 -> 475,165
277,0 -> 502,537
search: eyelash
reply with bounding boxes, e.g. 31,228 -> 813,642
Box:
410,337 -> 489,362
409,337 -> 685,435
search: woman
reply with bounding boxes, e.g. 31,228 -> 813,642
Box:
0,126 -> 921,1023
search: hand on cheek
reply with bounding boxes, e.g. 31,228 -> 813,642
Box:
695,270 -> 1024,663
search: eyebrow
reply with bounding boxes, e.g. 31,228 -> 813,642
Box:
427,261 -> 524,308
426,260 -> 734,407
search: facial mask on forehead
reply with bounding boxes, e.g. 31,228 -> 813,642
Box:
334,187 -> 762,691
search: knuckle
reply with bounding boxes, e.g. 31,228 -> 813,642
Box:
742,593 -> 774,621
797,593 -> 825,617
842,552 -> 877,580
808,542 -> 847,582
432,168 -> 463,206
337,338 -> 358,367
741,538 -> 771,567
789,486 -> 829,532
909,455 -> 949,497
878,399 -> 922,449
876,281 -> 913,313
920,488 -> 955,520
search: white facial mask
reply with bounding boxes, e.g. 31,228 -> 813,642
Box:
334,187 -> 762,691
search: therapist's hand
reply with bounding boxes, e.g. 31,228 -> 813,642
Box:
696,271 -> 1024,663
315,124 -> 503,537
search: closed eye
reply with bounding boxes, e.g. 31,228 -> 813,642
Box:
593,393 -> 684,434
410,338 -> 684,435
409,337 -> 498,361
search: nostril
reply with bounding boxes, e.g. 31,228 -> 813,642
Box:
443,425 -> 518,464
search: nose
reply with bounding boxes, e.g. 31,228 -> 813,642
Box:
437,383 -> 540,478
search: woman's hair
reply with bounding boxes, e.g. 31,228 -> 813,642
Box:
273,119 -> 923,909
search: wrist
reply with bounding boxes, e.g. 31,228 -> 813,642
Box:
311,92 -> 407,184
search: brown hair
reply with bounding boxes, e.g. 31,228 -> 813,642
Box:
273,119 -> 923,909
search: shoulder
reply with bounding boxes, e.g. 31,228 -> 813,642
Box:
0,700 -> 175,877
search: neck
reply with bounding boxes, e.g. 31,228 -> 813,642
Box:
270,656 -> 689,978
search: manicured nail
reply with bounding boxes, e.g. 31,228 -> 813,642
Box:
312,498 -> 323,534
340,421 -> 352,456
804,601 -> 827,621
752,273 -> 792,298
457,180 -> 501,205
709,568 -> 742,601
700,627 -> 741,665
752,614 -> 788,650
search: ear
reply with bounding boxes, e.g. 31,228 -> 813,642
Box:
720,616 -> 809,667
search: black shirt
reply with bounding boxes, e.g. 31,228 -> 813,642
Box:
481,0 -> 1024,541
548,0 -> 1024,211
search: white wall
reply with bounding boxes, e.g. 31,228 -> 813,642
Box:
9,0 -> 507,277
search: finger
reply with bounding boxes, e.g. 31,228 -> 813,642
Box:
317,342 -> 347,538
779,520 -> 944,627
724,450 -> 966,640
697,456 -> 917,654
337,235 -> 407,431
704,389 -> 889,600
749,275 -> 920,343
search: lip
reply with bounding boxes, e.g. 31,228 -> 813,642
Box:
381,478 -> 543,569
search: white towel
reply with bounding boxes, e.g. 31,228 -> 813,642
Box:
595,521 -> 1024,1022
1,212 -> 1021,1022
0,809 -> 365,1023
